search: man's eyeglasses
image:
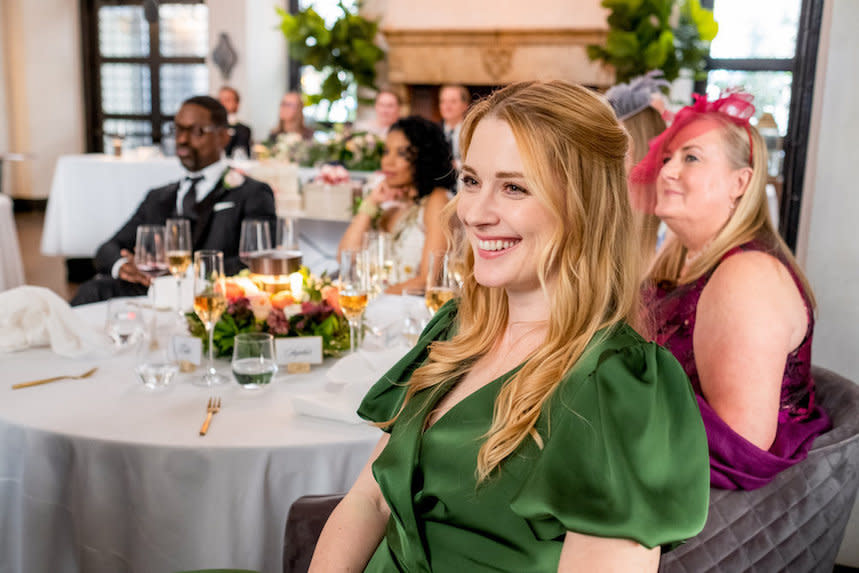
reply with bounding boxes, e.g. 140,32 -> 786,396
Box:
165,123 -> 222,138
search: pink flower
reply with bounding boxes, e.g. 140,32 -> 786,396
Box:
316,164 -> 351,185
266,307 -> 291,335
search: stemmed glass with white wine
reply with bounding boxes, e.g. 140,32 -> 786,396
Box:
165,218 -> 192,320
338,249 -> 370,353
192,250 -> 228,386
426,251 -> 458,314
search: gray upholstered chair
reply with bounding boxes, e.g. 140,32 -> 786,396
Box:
283,366 -> 859,573
660,365 -> 859,573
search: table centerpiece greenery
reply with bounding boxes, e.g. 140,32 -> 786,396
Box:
186,267 -> 350,358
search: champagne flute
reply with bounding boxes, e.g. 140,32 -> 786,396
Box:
165,218 -> 192,319
426,251 -> 458,314
239,219 -> 272,265
192,250 -> 228,386
338,249 -> 370,353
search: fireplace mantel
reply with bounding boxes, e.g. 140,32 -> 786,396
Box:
382,27 -> 613,88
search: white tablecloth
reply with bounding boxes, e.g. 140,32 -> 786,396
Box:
0,300 -> 385,573
0,194 -> 25,291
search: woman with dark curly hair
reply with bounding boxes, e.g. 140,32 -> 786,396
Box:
339,115 -> 456,293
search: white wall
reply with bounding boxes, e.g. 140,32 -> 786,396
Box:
207,0 -> 289,142
798,0 -> 859,565
1,0 -> 84,199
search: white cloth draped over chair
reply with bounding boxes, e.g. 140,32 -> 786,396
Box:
0,194 -> 25,292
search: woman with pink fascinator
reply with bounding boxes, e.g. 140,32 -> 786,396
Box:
635,91 -> 831,490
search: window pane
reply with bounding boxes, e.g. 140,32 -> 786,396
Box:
160,64 -> 209,116
101,64 -> 152,114
102,119 -> 153,152
706,70 -> 793,136
710,0 -> 801,59
98,6 -> 149,57
159,4 -> 208,57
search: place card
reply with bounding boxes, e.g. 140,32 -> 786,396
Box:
171,335 -> 202,371
275,336 -> 323,365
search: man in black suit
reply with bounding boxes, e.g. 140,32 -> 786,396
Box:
71,95 -> 275,305
218,86 -> 252,158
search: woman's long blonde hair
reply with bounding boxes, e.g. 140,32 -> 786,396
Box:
379,81 -> 641,482
648,116 -> 815,307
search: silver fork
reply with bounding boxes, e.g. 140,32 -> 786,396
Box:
199,396 -> 222,436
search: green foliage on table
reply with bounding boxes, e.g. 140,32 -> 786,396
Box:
587,0 -> 717,83
276,2 -> 385,109
268,129 -> 385,171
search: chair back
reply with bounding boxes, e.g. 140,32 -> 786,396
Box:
660,365 -> 859,572
283,493 -> 344,573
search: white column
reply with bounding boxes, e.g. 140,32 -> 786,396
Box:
207,0 -> 289,144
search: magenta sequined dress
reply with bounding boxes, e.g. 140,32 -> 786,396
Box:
648,241 -> 831,490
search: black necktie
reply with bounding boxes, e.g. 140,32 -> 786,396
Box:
182,175 -> 204,219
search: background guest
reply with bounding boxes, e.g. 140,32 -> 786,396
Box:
635,92 -> 832,490
606,71 -> 669,262
268,91 -> 314,143
71,96 -> 276,305
312,81 -> 709,572
217,86 -> 252,159
438,84 -> 470,164
353,88 -> 401,137
338,115 -> 455,293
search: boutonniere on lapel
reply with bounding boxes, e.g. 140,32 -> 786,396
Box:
222,168 -> 246,189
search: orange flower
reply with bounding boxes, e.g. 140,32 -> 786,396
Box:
321,285 -> 342,316
216,280 -> 245,302
271,290 -> 296,310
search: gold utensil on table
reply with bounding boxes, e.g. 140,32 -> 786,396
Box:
12,367 -> 99,390
199,396 -> 222,436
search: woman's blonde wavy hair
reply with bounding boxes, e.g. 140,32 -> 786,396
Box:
378,81 -> 641,482
647,116 -> 815,308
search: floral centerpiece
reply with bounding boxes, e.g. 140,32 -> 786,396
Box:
186,267 -> 350,358
266,129 -> 385,171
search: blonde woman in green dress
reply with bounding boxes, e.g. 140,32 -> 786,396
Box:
311,81 -> 710,572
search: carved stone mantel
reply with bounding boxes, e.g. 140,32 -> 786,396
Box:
383,28 -> 613,88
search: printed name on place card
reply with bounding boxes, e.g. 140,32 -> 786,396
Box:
171,335 -> 202,371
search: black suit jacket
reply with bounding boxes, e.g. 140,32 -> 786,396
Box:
225,123 -> 252,158
95,171 -> 275,276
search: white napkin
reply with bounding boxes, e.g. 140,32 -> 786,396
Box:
0,286 -> 113,357
292,346 -> 410,424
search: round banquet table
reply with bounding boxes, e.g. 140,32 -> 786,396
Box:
0,301 -> 383,573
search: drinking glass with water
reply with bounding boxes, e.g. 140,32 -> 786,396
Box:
105,298 -> 146,351
232,332 -> 278,389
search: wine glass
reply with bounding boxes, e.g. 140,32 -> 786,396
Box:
364,230 -> 394,295
338,249 -> 370,353
165,218 -> 192,319
135,225 -> 168,280
426,251 -> 458,314
275,216 -> 298,251
239,219 -> 272,264
232,332 -> 278,389
192,250 -> 228,387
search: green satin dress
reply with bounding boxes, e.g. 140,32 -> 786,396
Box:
357,302 -> 709,572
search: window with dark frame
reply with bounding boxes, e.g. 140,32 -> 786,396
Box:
699,0 -> 824,251
80,0 -> 209,154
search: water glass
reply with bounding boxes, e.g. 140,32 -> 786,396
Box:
135,327 -> 179,390
239,219 -> 272,264
105,298 -> 145,351
231,333 -> 278,389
